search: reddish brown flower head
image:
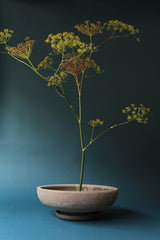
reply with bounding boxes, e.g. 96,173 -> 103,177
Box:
61,52 -> 92,76
6,36 -> 35,59
75,20 -> 105,36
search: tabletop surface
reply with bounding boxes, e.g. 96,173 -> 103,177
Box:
1,199 -> 160,240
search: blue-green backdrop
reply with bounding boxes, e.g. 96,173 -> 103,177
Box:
0,0 -> 160,239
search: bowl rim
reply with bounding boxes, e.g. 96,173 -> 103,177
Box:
37,184 -> 119,194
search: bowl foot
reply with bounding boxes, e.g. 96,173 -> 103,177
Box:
56,210 -> 99,221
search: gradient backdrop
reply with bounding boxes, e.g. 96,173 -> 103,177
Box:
0,0 -> 160,239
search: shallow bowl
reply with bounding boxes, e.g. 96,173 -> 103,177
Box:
37,184 -> 119,220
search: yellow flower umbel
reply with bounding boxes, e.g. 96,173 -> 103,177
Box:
0,29 -> 14,45
88,118 -> 104,127
6,36 -> 35,59
47,71 -> 67,87
85,57 -> 102,74
122,104 -> 150,123
37,55 -> 54,70
45,32 -> 88,54
106,20 -> 139,41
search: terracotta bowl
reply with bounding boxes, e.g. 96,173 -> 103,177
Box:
37,184 -> 119,221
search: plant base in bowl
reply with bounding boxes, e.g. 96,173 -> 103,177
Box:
37,184 -> 119,221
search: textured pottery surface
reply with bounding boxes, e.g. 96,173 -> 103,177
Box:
37,184 -> 118,220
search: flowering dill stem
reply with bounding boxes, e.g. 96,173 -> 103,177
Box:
7,52 -> 35,72
78,85 -> 85,191
27,57 -> 48,81
63,92 -> 79,121
78,94 -> 85,191
7,52 -> 79,121
80,35 -> 93,91
78,36 -> 94,191
78,95 -> 84,148
84,120 -> 133,151
78,149 -> 85,191
27,58 -> 80,120
90,127 -> 95,141
75,75 -> 81,96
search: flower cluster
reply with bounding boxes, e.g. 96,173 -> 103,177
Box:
88,118 -> 104,127
61,52 -> 101,77
45,32 -> 88,54
47,71 -> 67,87
122,104 -> 150,123
75,20 -> 105,36
106,20 -> 139,35
37,55 -> 54,70
0,29 -> 14,45
61,52 -> 85,76
6,36 -> 35,59
85,57 -> 102,74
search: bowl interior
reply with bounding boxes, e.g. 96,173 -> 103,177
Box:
39,184 -> 118,192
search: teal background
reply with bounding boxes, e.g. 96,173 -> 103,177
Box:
0,0 -> 160,239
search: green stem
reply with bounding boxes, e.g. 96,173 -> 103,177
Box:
6,52 -> 79,121
63,91 -> 79,121
80,35 -> 93,91
78,149 -> 85,191
96,32 -> 133,50
95,37 -> 112,49
84,120 -> 133,151
75,75 -> 81,96
78,95 -> 84,148
62,52 -> 85,63
27,58 -> 78,121
48,65 -> 57,71
90,127 -> 95,141
7,53 -> 37,73
111,33 -> 133,39
27,57 -> 48,81
78,92 -> 85,191
78,35 -> 94,191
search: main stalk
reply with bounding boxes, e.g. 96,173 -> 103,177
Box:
78,93 -> 85,191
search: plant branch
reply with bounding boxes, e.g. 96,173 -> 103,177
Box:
78,93 -> 85,191
84,120 -> 133,151
27,57 -> 79,121
78,149 -> 85,191
96,32 -> 134,50
75,75 -> 81,96
7,52 -> 37,73
80,35 -> 93,91
6,52 -> 79,121
90,127 -> 95,142
27,57 -> 48,81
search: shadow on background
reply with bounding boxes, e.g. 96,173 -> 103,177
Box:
50,206 -> 154,224
97,206 -> 154,224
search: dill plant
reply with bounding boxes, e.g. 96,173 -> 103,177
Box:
0,20 -> 150,191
